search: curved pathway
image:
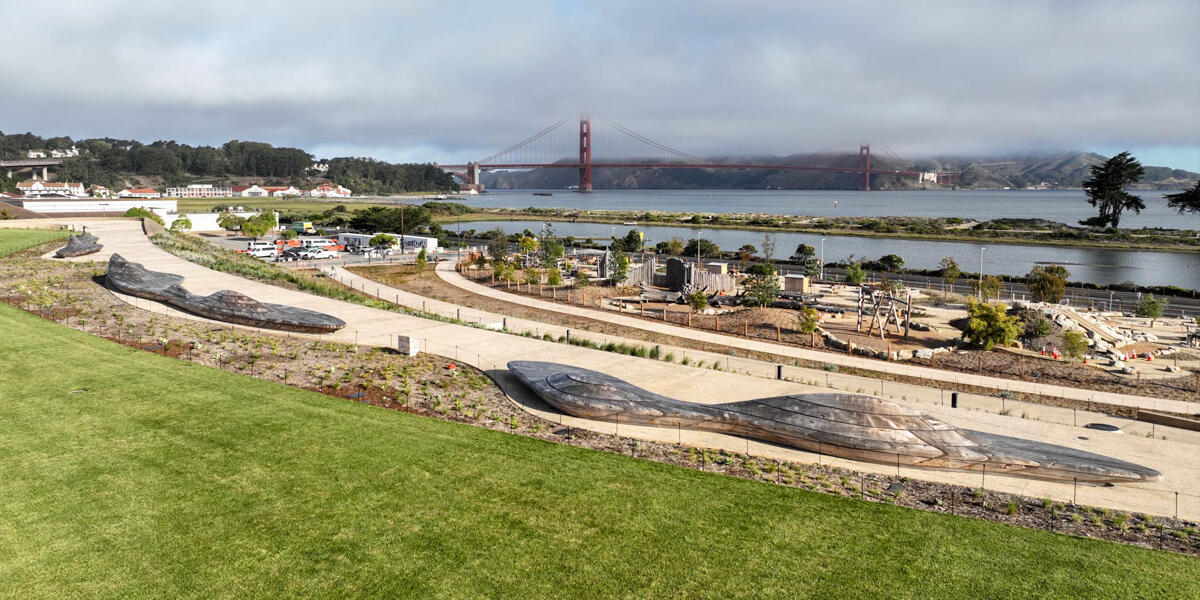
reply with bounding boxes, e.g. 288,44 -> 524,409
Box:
435,261 -> 1198,415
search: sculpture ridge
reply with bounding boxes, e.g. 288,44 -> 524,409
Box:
105,253 -> 345,333
508,361 -> 1162,484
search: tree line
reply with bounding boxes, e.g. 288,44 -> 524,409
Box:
0,131 -> 458,194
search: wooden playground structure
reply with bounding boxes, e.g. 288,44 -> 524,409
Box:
856,286 -> 912,339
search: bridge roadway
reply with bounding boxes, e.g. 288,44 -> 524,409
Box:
13,217 -> 1198,519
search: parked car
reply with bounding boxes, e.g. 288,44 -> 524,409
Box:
242,241 -> 277,259
304,249 -> 339,260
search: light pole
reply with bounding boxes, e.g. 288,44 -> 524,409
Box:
99,202 -> 108,217
696,228 -> 703,266
1109,290 -> 1114,312
399,198 -> 405,256
820,237 -> 826,281
978,247 -> 986,300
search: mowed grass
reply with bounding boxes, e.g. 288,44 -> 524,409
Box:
0,228 -> 69,257
0,305 -> 1196,599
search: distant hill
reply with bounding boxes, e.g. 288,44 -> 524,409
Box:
480,152 -> 1199,191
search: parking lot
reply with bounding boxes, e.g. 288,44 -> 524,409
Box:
196,232 -> 469,267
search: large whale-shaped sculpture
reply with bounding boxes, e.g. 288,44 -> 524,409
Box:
508,361 -> 1161,484
105,254 -> 346,333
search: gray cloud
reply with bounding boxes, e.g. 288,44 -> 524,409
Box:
2,0 -> 1197,167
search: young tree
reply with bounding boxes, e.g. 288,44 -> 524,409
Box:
1061,331 -> 1088,360
877,254 -> 905,272
574,272 -> 591,288
485,227 -> 507,261
1080,151 -> 1145,228
1136,294 -> 1167,326
686,289 -> 708,313
240,216 -> 269,240
760,234 -> 776,264
524,269 -> 540,285
1027,264 -> 1071,303
938,256 -> 960,297
546,267 -> 563,286
518,235 -> 539,256
369,233 -> 397,248
611,251 -> 629,286
844,261 -> 865,285
1165,181 -> 1200,217
169,216 -> 192,231
123,206 -> 165,226
683,238 -> 719,259
963,300 -> 1021,350
743,263 -> 781,307
664,237 -> 685,256
796,306 -> 820,347
217,211 -> 244,232
279,229 -> 298,240
973,274 -> 1003,302
737,244 -> 758,266
415,247 -> 427,272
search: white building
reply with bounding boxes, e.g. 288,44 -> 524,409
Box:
16,181 -> 85,197
309,183 -> 352,198
232,185 -> 271,197
311,162 -> 329,173
12,198 -> 178,216
117,188 -> 163,199
336,232 -> 438,253
164,184 -> 234,198
264,185 -> 302,197
87,185 -> 111,198
26,150 -> 46,159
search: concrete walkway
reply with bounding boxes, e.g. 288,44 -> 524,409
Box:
435,261 -> 1199,415
19,219 -> 1199,519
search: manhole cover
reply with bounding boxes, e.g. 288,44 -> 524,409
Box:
1083,423 -> 1122,433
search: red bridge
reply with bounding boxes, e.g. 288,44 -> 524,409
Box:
438,117 -> 959,192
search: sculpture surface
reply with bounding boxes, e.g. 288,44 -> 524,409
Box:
55,232 -> 103,258
508,361 -> 1161,483
105,254 -> 345,333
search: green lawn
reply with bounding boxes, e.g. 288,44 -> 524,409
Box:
0,304 -> 1196,599
0,228 -> 69,257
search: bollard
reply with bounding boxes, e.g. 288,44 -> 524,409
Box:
951,392 -> 959,408
776,365 -> 782,380
566,329 -> 571,343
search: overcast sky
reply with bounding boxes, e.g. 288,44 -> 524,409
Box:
3,1 -> 1198,169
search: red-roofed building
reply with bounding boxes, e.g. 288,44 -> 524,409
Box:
309,183 -> 351,198
16,181 -> 85,197
117,188 -> 162,199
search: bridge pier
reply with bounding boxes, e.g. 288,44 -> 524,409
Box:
578,117 -> 593,192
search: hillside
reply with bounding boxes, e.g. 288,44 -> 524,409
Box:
481,152 -> 1199,191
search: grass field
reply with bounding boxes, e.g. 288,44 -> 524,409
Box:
1,304 -> 1197,598
0,228 -> 69,257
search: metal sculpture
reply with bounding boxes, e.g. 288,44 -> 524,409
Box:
105,254 -> 345,333
508,361 -> 1161,484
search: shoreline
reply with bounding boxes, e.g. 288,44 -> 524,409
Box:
437,209 -> 1200,253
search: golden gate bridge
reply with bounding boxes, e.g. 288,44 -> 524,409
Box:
437,116 -> 959,192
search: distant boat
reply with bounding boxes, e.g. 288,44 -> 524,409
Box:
533,192 -> 553,196
622,221 -> 637,226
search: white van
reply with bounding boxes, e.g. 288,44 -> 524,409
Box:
243,241 -> 277,258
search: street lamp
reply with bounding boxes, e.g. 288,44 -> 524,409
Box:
1109,290 -> 1115,312
99,202 -> 108,217
696,228 -> 703,266
978,247 -> 986,300
820,237 -> 826,281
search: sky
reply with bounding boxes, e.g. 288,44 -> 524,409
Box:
2,1 -> 1198,170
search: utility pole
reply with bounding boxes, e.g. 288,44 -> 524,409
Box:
399,198 -> 405,256
820,237 -> 826,281
978,247 -> 986,300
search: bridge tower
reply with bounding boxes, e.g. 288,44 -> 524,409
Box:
859,145 -> 871,191
578,117 -> 593,192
